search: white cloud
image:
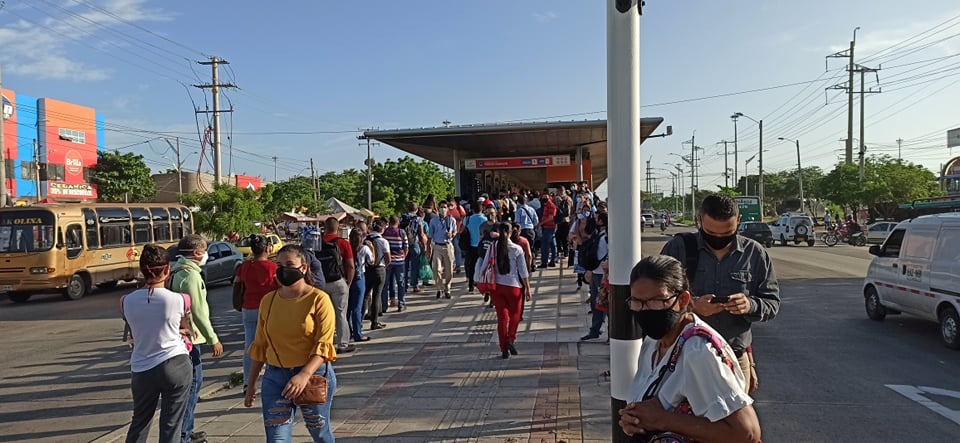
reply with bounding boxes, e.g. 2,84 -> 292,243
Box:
0,0 -> 175,82
533,11 -> 558,23
825,10 -> 960,59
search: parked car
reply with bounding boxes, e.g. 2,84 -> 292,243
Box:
167,241 -> 244,287
865,221 -> 898,244
235,233 -> 282,258
738,222 -> 773,248
863,213 -> 960,349
770,214 -> 815,247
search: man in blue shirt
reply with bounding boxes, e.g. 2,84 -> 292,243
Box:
464,204 -> 487,293
515,194 -> 539,250
428,205 -> 458,299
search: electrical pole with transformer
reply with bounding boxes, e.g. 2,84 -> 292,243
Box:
194,57 -> 236,186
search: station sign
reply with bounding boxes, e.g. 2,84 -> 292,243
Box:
464,155 -> 571,170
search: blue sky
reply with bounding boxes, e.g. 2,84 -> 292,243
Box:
2,0 -> 959,194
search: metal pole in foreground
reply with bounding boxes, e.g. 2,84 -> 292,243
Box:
607,1 -> 643,441
0,58 -> 7,206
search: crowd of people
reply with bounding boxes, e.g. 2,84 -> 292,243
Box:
119,184 -> 775,442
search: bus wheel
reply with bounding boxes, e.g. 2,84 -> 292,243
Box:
8,292 -> 32,303
63,274 -> 90,300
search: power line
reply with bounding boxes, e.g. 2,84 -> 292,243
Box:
66,0 -> 209,58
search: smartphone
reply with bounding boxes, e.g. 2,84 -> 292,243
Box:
709,295 -> 730,304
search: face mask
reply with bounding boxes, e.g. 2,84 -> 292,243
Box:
634,302 -> 683,340
197,251 -> 209,266
276,266 -> 305,287
582,211 -> 591,218
700,228 -> 737,250
439,208 -> 448,217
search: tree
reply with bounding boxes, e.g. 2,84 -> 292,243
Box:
180,184 -> 264,239
818,156 -> 941,218
818,162 -> 863,214
370,157 -> 454,216
261,176 -> 325,223
93,151 -> 156,202
315,169 -> 366,210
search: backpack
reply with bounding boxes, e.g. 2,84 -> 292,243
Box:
399,213 -> 413,230
555,197 -> 570,222
678,233 -> 699,284
315,238 -> 344,283
577,232 -> 607,271
458,215 -> 473,250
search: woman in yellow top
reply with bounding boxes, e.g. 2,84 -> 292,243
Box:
244,244 -> 338,443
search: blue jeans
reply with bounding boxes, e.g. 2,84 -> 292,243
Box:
453,234 -> 463,268
261,363 -> 337,443
383,263 -> 406,309
405,248 -> 421,290
348,273 -> 366,340
242,309 -> 259,387
540,227 -> 557,267
588,274 -> 606,336
181,345 -> 202,443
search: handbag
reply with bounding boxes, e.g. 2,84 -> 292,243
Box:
232,262 -> 246,312
474,241 -> 498,294
263,292 -> 329,406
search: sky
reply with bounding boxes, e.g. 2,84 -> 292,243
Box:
2,0 -> 960,196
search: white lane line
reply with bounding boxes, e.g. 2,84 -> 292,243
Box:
886,384 -> 960,426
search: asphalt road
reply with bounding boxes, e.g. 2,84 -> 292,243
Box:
2,228 -> 959,442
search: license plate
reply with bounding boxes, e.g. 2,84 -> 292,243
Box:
0,285 -> 13,293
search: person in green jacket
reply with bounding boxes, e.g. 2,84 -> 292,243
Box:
171,234 -> 223,443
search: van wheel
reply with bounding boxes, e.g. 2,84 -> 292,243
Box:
8,292 -> 32,303
63,274 -> 90,301
939,307 -> 960,350
765,240 -> 773,248
780,235 -> 787,247
865,287 -> 886,321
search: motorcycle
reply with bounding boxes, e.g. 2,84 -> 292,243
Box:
848,231 -> 866,247
822,225 -> 846,247
660,221 -> 667,233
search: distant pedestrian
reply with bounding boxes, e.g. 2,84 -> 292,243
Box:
580,213 -> 609,342
234,235 -> 278,389
171,234 -> 223,443
381,216 -> 408,311
347,228 -> 373,342
619,255 -> 760,442
244,245 -> 338,443
428,205 -> 457,299
463,204 -> 487,293
401,202 -> 426,294
316,218 -> 357,354
478,206 -> 501,306
537,195 -> 558,268
364,220 -> 390,331
121,244 -> 193,443
515,194 -> 539,249
486,223 -> 531,359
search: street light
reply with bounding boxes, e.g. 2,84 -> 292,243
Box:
744,153 -> 758,196
778,137 -> 805,213
665,162 -> 685,218
733,112 -> 763,217
730,114 -> 740,188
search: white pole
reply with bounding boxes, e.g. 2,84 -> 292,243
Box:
607,1 -> 644,441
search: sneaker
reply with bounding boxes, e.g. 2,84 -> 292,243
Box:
444,291 -> 451,299
580,333 -> 600,341
337,344 -> 356,353
548,262 -> 557,268
389,299 -> 397,308
483,293 -> 490,303
397,306 -> 405,312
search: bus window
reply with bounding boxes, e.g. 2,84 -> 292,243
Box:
98,208 -> 132,248
130,208 -> 152,245
65,224 -> 83,259
181,208 -> 193,235
83,208 -> 99,249
169,207 -> 184,240
0,209 -> 56,252
151,208 -> 172,243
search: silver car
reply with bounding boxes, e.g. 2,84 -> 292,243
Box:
865,221 -> 898,245
167,241 -> 244,286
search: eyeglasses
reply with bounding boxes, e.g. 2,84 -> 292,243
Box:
625,293 -> 679,311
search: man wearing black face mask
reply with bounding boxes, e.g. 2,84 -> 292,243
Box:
660,194 -> 780,393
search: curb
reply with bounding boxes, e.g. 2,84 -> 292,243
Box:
90,379 -> 237,443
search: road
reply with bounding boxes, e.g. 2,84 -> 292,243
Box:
1,228 -> 959,442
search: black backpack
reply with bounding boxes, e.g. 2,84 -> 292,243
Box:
399,214 -> 412,230
458,215 -> 472,250
316,238 -> 344,283
577,232 -> 607,271
678,232 -> 699,284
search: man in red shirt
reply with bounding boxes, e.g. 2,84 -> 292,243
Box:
319,218 -> 357,353
537,195 -> 558,269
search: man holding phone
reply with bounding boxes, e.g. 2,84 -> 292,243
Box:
660,195 -> 780,393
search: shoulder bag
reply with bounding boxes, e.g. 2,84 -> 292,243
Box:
263,292 -> 329,406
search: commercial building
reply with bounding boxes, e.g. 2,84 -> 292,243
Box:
1,89 -> 104,203
151,171 -> 264,203
940,156 -> 960,196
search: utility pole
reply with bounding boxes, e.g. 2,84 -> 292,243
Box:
194,57 -> 236,186
897,138 -> 903,160
0,57 -> 7,206
722,140 -> 730,187
272,156 -> 278,182
731,114 -> 739,186
856,64 -> 881,185
645,158 -> 652,194
33,139 -> 41,198
164,138 -> 183,195
310,158 -> 318,201
606,1 -> 643,441
827,28 -> 858,164
358,136 -> 381,211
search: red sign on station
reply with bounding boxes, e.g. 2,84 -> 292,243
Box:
464,155 -> 571,170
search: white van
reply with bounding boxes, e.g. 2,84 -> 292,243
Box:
863,213 -> 960,349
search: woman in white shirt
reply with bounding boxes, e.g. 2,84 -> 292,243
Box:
619,255 -> 760,443
348,228 -> 374,342
489,222 -> 531,359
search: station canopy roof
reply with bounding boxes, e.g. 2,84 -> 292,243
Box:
363,118 -> 664,189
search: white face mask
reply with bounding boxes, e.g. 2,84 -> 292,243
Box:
197,251 -> 209,266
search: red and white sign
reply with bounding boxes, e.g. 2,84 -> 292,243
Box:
65,150 -> 84,176
235,175 -> 262,191
47,182 -> 97,199
463,155 -> 571,170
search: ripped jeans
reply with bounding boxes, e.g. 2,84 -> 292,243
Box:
261,362 -> 337,443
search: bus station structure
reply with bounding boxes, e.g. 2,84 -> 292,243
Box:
363,118 -> 664,200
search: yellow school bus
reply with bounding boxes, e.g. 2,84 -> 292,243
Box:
0,203 -> 194,303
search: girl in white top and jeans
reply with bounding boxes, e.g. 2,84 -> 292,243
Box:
619,255 -> 760,443
121,244 -> 194,443
488,222 -> 531,359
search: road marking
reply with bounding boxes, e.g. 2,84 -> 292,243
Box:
886,384 -> 960,426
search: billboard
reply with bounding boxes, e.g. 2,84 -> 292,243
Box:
235,175 -> 262,190
949,128 -> 960,148
47,182 -> 97,199
464,155 -> 571,170
735,196 -> 762,222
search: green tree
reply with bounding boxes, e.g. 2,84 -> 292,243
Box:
315,169 -> 366,210
817,162 -> 862,213
261,176 -> 325,223
818,156 -> 941,218
370,157 -> 454,216
180,184 -> 264,239
92,151 -> 156,202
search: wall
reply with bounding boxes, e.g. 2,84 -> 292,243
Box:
14,93 -> 39,199
1,89 -> 17,198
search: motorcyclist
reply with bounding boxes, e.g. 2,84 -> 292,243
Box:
846,216 -> 864,245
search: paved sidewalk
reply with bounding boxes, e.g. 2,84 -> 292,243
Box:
97,264 -> 615,442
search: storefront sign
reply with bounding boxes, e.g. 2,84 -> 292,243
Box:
464,155 -> 571,170
47,182 -> 97,199
65,150 -> 84,175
